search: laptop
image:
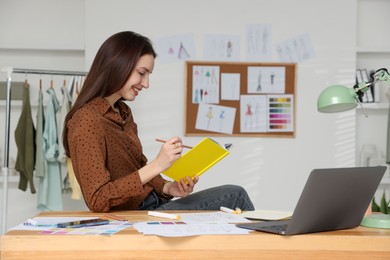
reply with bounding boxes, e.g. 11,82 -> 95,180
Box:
237,166 -> 386,235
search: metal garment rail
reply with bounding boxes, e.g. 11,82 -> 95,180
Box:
0,67 -> 88,234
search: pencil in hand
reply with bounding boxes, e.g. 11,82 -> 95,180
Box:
155,138 -> 193,149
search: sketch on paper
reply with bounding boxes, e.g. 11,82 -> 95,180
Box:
155,34 -> 196,63
192,65 -> 220,104
276,33 -> 315,63
240,95 -> 267,133
247,66 -> 285,94
204,34 -> 240,61
246,24 -> 272,61
178,42 -> 190,59
195,103 -> 236,134
221,73 -> 240,101
267,94 -> 294,132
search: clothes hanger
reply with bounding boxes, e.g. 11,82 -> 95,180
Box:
50,75 -> 54,89
24,73 -> 29,88
75,76 -> 79,95
39,75 -> 42,91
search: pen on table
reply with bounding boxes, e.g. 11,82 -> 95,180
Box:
148,211 -> 181,221
220,206 -> 242,214
103,214 -> 127,221
155,138 -> 193,149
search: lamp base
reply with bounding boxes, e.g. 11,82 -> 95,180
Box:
360,213 -> 390,229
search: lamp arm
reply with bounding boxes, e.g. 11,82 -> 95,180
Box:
371,68 -> 390,84
354,68 -> 390,97
353,81 -> 372,98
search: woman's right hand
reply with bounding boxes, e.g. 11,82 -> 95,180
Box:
153,136 -> 183,172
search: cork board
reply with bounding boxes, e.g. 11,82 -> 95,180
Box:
185,61 -> 296,137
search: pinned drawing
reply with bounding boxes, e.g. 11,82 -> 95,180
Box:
247,66 -> 285,94
204,34 -> 240,61
246,24 -> 272,61
221,73 -> 240,100
276,33 -> 315,63
192,65 -> 220,104
240,95 -> 267,133
195,103 -> 236,134
155,34 -> 196,63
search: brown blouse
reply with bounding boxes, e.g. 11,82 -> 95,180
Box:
67,97 -> 169,212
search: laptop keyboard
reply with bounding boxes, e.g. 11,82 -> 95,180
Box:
265,224 -> 288,232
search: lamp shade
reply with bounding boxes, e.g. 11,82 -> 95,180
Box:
317,85 -> 358,113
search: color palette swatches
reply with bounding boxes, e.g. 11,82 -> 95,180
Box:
39,220 -> 132,236
267,95 -> 293,131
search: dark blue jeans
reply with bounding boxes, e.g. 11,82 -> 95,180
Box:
138,184 -> 255,211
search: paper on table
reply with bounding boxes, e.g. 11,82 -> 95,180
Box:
133,212 -> 252,237
180,212 -> 251,224
133,222 -> 251,237
240,210 -> 292,221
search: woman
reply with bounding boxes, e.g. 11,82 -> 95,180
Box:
63,31 -> 254,213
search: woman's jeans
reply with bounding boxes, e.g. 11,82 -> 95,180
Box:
138,184 -> 255,211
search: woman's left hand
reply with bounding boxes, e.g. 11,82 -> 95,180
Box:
164,176 -> 199,197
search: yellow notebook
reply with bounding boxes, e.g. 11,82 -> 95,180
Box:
162,138 -> 231,182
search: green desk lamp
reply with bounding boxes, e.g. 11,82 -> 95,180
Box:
318,68 -> 390,113
317,68 -> 390,229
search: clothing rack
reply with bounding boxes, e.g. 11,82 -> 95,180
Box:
0,67 -> 88,234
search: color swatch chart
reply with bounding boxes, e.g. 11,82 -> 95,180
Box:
39,221 -> 132,236
267,94 -> 293,132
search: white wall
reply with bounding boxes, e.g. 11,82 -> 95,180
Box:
0,0 -> 358,231
85,0 -> 357,207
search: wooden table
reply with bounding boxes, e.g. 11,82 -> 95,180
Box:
1,211 -> 390,259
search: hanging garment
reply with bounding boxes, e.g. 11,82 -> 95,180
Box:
35,88 -> 45,178
37,88 -> 63,211
387,103 -> 390,164
67,158 -> 82,200
58,84 -> 72,193
58,79 -> 73,162
68,76 -> 76,103
66,79 -> 83,200
14,83 -> 36,193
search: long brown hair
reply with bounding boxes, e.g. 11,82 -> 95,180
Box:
63,31 -> 157,156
